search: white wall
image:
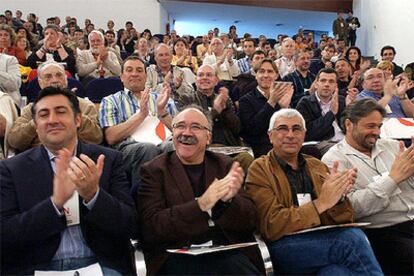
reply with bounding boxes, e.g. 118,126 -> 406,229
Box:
3,0 -> 168,34
354,0 -> 414,67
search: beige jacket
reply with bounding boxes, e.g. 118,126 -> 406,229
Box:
8,97 -> 103,152
76,49 -> 121,78
0,92 -> 18,159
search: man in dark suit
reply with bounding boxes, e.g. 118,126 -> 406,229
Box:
0,87 -> 137,274
137,106 -> 263,275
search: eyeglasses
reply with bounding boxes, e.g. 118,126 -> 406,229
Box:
172,122 -> 211,132
271,125 -> 304,135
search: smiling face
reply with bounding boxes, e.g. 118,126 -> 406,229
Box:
345,110 -> 383,153
34,94 -> 81,152
121,58 -> 146,93
172,109 -> 212,165
196,65 -> 218,95
174,40 -> 186,56
155,44 -> 172,70
256,61 -> 278,91
268,115 -> 305,158
363,68 -> 385,94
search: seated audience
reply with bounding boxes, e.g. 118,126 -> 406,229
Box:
1,86 -> 137,274
27,24 -> 76,77
0,91 -> 18,159
335,57 -> 366,96
246,108 -> 383,275
296,68 -> 357,155
8,61 -> 102,152
137,106 -> 263,275
76,30 -> 121,84
0,53 -> 21,106
237,38 -> 256,74
99,56 -> 176,194
176,64 -> 253,172
203,37 -> 240,84
380,45 -> 404,77
344,46 -> 362,75
196,34 -> 209,62
171,37 -> 198,74
133,37 -> 152,65
282,50 -> 316,108
0,24 -> 26,65
322,98 -> 414,275
310,43 -> 336,76
14,35 -> 32,58
357,68 -> 414,118
239,58 -> 293,157
231,50 -> 265,107
105,30 -> 122,63
275,37 -> 296,78
146,43 -> 194,95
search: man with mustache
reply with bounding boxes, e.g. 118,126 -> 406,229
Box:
322,98 -> 414,275
137,106 -> 264,275
77,30 -> 121,85
246,108 -> 382,275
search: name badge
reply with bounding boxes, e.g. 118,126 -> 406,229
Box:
297,193 -> 312,206
63,191 -> 80,226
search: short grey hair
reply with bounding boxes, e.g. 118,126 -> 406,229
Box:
37,61 -> 65,78
172,105 -> 213,131
88,30 -> 104,44
197,64 -> 216,76
268,109 -> 307,132
154,43 -> 172,55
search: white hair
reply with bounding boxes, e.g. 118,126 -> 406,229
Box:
88,30 -> 104,45
210,37 -> 224,46
197,64 -> 216,76
37,61 -> 65,77
268,109 -> 307,132
154,43 -> 172,55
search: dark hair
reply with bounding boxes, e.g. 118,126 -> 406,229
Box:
324,43 -> 336,52
121,55 -> 146,73
316,67 -> 338,80
125,21 -> 133,26
341,98 -> 386,134
252,49 -> 265,59
173,37 -> 188,55
105,30 -> 115,36
345,46 -> 362,70
47,17 -> 56,23
44,24 -> 60,34
380,45 -> 396,56
254,58 -> 278,74
243,37 -> 256,47
335,57 -> 351,66
32,87 -> 80,119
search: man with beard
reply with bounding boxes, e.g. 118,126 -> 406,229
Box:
77,30 -> 121,84
322,98 -> 414,275
357,68 -> 414,118
137,106 -> 263,275
282,50 -> 316,108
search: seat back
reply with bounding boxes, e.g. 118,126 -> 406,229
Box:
85,77 -> 124,104
25,77 -> 85,102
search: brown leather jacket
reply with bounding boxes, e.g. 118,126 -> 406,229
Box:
246,150 -> 354,242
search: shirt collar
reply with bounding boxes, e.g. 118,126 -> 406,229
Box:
315,91 -> 332,105
45,141 -> 78,161
341,139 -> 384,159
274,152 -> 306,171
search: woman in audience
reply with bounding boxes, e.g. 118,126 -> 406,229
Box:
116,29 -> 127,52
377,60 -> 395,80
0,24 -> 27,65
345,46 -> 362,74
171,37 -> 198,73
14,35 -> 31,58
15,26 -> 36,49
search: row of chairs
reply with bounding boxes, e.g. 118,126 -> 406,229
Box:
21,77 -> 124,104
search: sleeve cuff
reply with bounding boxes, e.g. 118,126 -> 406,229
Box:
83,188 -> 100,210
50,197 -> 65,217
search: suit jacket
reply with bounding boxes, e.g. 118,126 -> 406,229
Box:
0,143 -> 137,274
137,151 -> 263,275
296,93 -> 346,141
76,49 -> 121,78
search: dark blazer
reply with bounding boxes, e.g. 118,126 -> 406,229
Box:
296,93 -> 346,141
0,143 -> 137,275
239,88 -> 281,157
137,151 -> 263,275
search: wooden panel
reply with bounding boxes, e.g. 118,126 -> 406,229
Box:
167,0 -> 353,13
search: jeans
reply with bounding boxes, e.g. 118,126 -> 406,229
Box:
44,257 -> 122,276
267,228 -> 383,275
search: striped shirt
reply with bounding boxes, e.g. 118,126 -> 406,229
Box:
99,88 -> 178,129
237,56 -> 251,74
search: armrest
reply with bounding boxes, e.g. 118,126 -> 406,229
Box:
254,234 -> 274,275
131,239 -> 147,276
